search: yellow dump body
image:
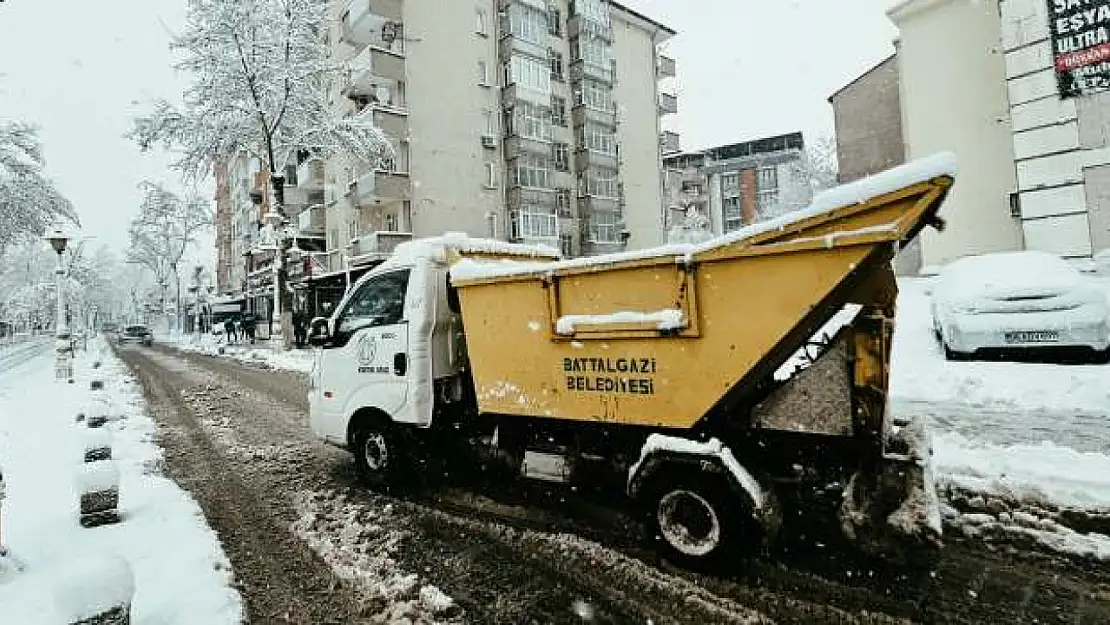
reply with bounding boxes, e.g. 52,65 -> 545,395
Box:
449,157 -> 954,432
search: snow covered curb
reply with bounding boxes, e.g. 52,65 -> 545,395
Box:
0,339 -> 244,623
159,332 -> 314,374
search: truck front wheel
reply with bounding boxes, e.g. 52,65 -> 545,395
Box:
644,472 -> 747,569
351,414 -> 405,487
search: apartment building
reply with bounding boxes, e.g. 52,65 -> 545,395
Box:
662,132 -> 813,237
828,55 -> 915,273
308,0 -> 675,272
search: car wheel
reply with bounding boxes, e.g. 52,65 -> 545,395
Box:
642,469 -> 752,570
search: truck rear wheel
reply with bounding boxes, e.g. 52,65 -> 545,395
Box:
644,472 -> 748,569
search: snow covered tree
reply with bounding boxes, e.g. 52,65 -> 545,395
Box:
0,120 -> 78,253
126,181 -> 212,332
758,135 -> 841,222
666,203 -> 715,245
127,0 -> 394,348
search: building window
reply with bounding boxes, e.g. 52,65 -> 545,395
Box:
477,60 -> 489,86
574,36 -> 612,70
721,172 -> 740,196
550,50 -> 564,81
551,96 -> 567,127
556,188 -> 572,217
589,210 -> 620,243
385,213 -> 397,232
756,167 -> 779,212
507,2 -> 548,46
579,167 -> 618,198
487,212 -> 499,238
482,108 -> 496,137
723,197 -> 742,232
513,100 -> 553,141
579,122 -> 616,156
553,142 -> 570,172
512,153 -> 552,189
572,0 -> 610,27
484,162 -> 498,188
476,8 -> 487,35
548,6 -> 562,36
560,233 -> 573,256
511,209 -> 558,239
573,79 -> 612,111
508,54 -> 551,94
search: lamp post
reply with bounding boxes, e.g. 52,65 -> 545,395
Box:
45,226 -> 72,382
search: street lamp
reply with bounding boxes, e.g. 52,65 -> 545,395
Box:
44,226 -> 72,382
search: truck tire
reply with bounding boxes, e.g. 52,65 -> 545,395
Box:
642,470 -> 749,569
351,414 -> 406,488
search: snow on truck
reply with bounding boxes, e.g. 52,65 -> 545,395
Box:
307,152 -> 956,567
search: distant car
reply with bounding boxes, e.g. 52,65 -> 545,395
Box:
118,325 -> 153,347
930,251 -> 1110,362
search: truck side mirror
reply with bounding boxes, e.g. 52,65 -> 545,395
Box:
308,316 -> 331,346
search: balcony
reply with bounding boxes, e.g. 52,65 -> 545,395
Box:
501,83 -> 550,109
574,146 -> 618,172
660,131 -> 681,154
354,169 -> 411,205
659,92 -> 678,116
341,0 -> 397,48
503,135 -> 553,161
657,55 -> 676,79
499,32 -> 549,62
568,14 -> 613,41
297,204 -> 326,234
508,187 -> 558,212
571,102 -> 617,129
296,159 -> 325,192
578,195 -> 621,215
352,231 -> 412,257
570,58 -> 613,85
346,45 -> 405,94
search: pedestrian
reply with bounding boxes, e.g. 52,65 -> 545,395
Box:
225,315 -> 238,343
293,310 -> 307,348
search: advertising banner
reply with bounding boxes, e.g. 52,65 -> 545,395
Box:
1049,1 -> 1110,97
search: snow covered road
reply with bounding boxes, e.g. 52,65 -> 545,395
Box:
118,342 -> 1110,624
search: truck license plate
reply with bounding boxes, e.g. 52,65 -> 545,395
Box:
1004,330 -> 1059,343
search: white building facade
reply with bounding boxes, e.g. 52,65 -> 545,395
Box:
890,0 -> 1110,263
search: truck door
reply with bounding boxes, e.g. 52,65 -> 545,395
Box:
322,268 -> 412,425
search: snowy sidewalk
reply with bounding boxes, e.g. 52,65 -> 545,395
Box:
159,331 -> 314,374
0,339 -> 243,623
890,277 -> 1110,560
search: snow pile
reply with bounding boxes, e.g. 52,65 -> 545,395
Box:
0,339 -> 243,623
555,309 -> 686,335
774,304 -> 862,381
160,331 -> 315,374
291,490 -> 461,624
932,431 -> 1110,511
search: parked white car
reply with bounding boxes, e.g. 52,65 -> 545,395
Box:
930,251 -> 1110,362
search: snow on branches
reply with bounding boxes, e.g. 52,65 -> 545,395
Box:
0,120 -> 78,252
127,181 -> 211,296
128,0 -> 394,191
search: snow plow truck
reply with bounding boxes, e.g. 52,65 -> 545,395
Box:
307,152 -> 955,567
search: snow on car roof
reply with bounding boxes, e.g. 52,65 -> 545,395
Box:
937,251 -> 1081,302
382,232 -> 561,269
450,151 -> 957,283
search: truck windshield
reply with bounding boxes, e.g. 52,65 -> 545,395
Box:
335,269 -> 411,337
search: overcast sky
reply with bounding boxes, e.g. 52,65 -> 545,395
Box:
0,0 -> 897,264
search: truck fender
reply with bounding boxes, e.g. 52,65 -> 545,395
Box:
627,434 -> 764,515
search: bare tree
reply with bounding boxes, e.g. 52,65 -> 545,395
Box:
0,119 -> 78,253
127,0 -> 394,348
127,181 -> 212,332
